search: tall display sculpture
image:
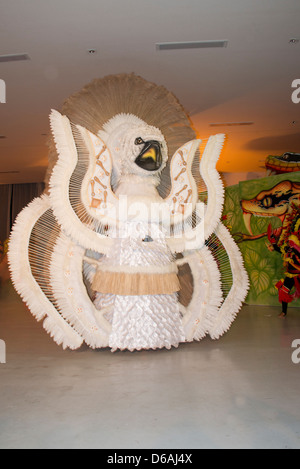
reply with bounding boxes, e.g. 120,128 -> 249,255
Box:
8,74 -> 248,351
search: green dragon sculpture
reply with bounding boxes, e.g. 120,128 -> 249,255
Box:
238,180 -> 300,241
237,180 -> 300,314
265,152 -> 300,175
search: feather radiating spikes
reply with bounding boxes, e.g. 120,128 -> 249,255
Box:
208,223 -> 249,339
60,73 -> 196,199
177,245 -> 223,341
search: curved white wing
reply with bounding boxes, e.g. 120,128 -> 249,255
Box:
8,195 -> 83,350
49,110 -> 115,254
75,124 -> 119,225
178,222 -> 249,341
8,194 -> 112,349
167,134 -> 225,253
177,246 -> 223,341
208,223 -> 249,339
163,139 -> 201,225
50,232 -> 111,348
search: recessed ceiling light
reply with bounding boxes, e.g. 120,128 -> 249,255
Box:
0,53 -> 30,63
88,49 -> 97,54
0,171 -> 20,174
209,121 -> 254,127
289,38 -> 299,44
156,40 -> 228,51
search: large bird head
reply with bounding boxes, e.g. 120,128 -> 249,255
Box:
98,113 -> 168,187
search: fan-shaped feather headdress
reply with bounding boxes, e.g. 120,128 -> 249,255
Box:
46,73 -> 196,195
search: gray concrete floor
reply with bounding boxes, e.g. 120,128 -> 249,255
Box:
0,282 -> 299,449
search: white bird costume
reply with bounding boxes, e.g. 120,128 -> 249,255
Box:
8,74 -> 248,351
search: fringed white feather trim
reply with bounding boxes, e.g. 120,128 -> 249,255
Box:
177,246 -> 223,341
7,195 -> 83,350
49,109 -> 114,254
208,222 -> 249,339
200,134 -> 225,240
50,233 -> 111,348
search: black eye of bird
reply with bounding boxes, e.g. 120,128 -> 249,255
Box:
135,137 -> 144,145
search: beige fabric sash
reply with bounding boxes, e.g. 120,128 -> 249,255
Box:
92,270 -> 180,295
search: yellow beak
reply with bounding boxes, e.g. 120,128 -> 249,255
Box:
141,147 -> 157,162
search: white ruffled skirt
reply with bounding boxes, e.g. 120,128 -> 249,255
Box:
93,222 -> 185,351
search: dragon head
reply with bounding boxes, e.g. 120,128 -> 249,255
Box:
241,181 -> 300,234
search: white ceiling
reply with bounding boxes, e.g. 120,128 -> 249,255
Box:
0,0 -> 299,186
